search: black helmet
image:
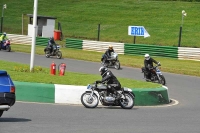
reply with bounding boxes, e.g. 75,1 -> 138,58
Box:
99,66 -> 108,76
49,37 -> 54,43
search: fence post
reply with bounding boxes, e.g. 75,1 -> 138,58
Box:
97,24 -> 100,41
133,36 -> 136,44
178,26 -> 182,47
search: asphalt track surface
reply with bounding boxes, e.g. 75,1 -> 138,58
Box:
0,51 -> 200,133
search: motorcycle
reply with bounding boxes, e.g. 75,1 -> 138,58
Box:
0,39 -> 11,52
44,44 -> 62,59
81,81 -> 135,109
141,64 -> 166,85
102,52 -> 120,70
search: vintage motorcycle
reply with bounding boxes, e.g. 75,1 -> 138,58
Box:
141,64 -> 166,85
81,82 -> 135,109
0,40 -> 11,52
102,52 -> 120,70
44,44 -> 62,59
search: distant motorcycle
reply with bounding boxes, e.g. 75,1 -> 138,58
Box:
0,40 -> 11,52
44,44 -> 62,59
141,64 -> 166,85
81,81 -> 135,109
102,52 -> 120,70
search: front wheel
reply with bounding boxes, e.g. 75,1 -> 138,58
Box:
81,92 -> 99,108
56,51 -> 62,59
114,60 -> 120,70
158,75 -> 166,85
6,45 -> 11,52
119,92 -> 134,109
102,59 -> 109,67
0,110 -> 3,117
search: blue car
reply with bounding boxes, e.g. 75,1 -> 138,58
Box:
0,70 -> 16,117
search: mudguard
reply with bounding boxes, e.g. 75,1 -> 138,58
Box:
123,87 -> 135,98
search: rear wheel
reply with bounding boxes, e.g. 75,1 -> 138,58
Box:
81,92 -> 99,108
45,49 -> 50,58
119,92 -> 134,109
0,110 -> 3,117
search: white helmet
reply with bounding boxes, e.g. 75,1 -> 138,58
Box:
109,45 -> 113,50
144,54 -> 150,60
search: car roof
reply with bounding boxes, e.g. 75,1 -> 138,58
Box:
0,70 -> 7,76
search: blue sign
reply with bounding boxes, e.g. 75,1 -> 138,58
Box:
128,26 -> 150,38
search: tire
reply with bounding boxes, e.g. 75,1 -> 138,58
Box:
159,75 -> 166,85
119,92 -> 134,109
45,50 -> 50,58
102,59 -> 109,67
56,51 -> 62,59
81,92 -> 99,108
0,110 -> 3,117
6,45 -> 11,52
114,61 -> 120,70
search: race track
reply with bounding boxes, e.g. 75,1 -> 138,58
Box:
0,51 -> 199,133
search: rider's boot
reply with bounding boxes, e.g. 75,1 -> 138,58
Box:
101,58 -> 103,64
114,91 -> 121,100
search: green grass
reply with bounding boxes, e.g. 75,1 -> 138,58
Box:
12,44 -> 200,77
2,0 -> 200,47
0,60 -> 160,89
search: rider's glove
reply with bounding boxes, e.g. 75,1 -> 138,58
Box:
157,62 -> 161,66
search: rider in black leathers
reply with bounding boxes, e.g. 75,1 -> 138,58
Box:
97,66 -> 121,99
101,45 -> 115,63
47,37 -> 56,54
142,54 -> 160,80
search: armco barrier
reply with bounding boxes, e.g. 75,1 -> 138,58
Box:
124,43 -> 178,58
178,47 -> 200,61
65,38 -> 178,58
2,33 -> 48,46
82,40 -> 124,54
66,38 -> 83,49
36,37 -> 49,46
14,81 -> 170,106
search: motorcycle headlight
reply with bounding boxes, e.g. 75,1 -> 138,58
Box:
87,84 -> 91,89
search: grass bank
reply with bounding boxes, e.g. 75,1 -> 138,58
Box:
0,60 -> 160,89
2,0 -> 200,47
11,44 -> 200,77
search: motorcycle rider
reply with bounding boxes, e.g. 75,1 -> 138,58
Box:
0,32 -> 9,46
47,37 -> 57,54
96,66 -> 122,99
101,45 -> 115,63
142,54 -> 161,81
